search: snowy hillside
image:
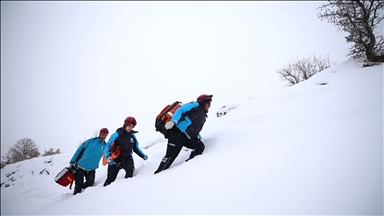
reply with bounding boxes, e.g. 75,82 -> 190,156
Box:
1,60 -> 383,215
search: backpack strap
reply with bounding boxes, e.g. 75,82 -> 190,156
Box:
180,106 -> 199,121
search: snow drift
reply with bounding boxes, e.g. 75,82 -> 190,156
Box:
1,60 -> 383,215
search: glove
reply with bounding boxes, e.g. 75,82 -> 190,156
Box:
143,155 -> 148,160
69,162 -> 78,173
165,121 -> 175,130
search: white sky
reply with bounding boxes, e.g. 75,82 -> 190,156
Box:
1,60 -> 382,215
1,1 -> 350,157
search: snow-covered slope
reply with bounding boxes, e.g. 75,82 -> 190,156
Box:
1,60 -> 382,215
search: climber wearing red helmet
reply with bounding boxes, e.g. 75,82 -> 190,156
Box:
154,94 -> 213,174
103,116 -> 148,186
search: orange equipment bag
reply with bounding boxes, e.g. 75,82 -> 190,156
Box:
102,144 -> 120,166
155,101 -> 182,137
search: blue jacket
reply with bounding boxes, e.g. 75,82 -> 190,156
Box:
104,128 -> 147,165
70,137 -> 106,171
170,101 -> 207,139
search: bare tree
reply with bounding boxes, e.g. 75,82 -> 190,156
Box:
75,130 -> 98,148
41,148 -> 62,156
1,153 -> 12,168
1,161 -> 5,169
7,138 -> 40,163
317,0 -> 384,63
277,53 -> 336,87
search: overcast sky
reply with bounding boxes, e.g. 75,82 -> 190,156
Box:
1,1 -> 350,157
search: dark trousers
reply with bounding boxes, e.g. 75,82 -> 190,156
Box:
103,157 -> 134,186
155,127 -> 205,174
73,169 -> 95,194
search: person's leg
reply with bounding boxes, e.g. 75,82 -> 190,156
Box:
154,142 -> 183,174
185,137 -> 205,162
154,128 -> 185,174
122,157 -> 135,178
83,170 -> 95,189
103,164 -> 119,186
74,168 -> 85,195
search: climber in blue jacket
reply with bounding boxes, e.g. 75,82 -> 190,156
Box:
70,128 -> 109,195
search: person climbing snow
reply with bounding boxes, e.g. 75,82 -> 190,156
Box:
70,128 -> 109,195
103,116 -> 148,186
154,94 -> 213,174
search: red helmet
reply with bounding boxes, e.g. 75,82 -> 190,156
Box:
124,116 -> 137,126
197,94 -> 213,102
99,128 -> 109,134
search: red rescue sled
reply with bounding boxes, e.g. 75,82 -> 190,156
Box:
54,167 -> 75,187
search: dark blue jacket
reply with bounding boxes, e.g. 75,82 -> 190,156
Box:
104,128 -> 147,165
170,101 -> 207,139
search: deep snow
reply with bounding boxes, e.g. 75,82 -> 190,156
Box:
1,60 -> 383,215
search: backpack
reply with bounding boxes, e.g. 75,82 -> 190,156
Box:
155,101 -> 182,137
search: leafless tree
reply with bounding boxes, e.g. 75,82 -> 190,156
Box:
1,153 -> 12,168
317,0 -> 384,63
1,161 -> 5,169
75,130 -> 98,148
277,53 -> 335,87
3,138 -> 40,165
41,148 -> 62,156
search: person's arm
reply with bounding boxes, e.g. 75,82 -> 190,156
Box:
104,132 -> 118,159
131,134 -> 148,160
69,139 -> 89,164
